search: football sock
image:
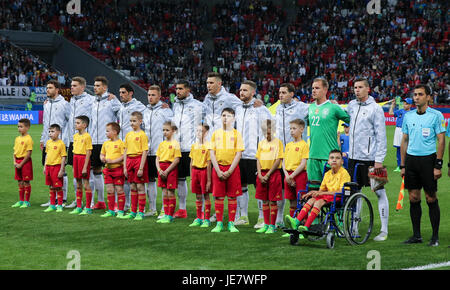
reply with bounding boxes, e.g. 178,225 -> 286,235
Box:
76,189 -> 83,208
18,185 -> 24,202
49,189 -> 56,205
375,188 -> 389,233
262,203 -> 270,225
147,181 -> 157,211
204,199 -> 211,220
24,185 -> 31,202
241,188 -> 249,217
214,199 -> 224,222
228,198 -> 237,222
130,190 -> 138,213
276,198 -> 285,224
237,187 -> 249,218
289,204 -> 296,217
270,204 -> 278,226
63,174 -> 68,201
117,192 -> 125,211
85,190 -> 92,209
396,147 -> 401,167
177,179 -> 188,210
304,206 -> 320,228
296,203 -> 312,222
168,196 -> 176,216
427,199 -> 440,240
163,197 -> 169,216
57,190 -> 64,206
107,193 -> 115,211
410,200 -> 422,238
257,199 -> 263,219
138,192 -> 146,213
196,200 -> 203,219
89,170 -> 95,198
94,172 -> 105,202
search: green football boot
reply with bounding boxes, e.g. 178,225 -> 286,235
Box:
228,221 -> 239,233
189,218 -> 203,227
256,224 -> 269,233
211,221 -> 224,233
69,207 -> 83,215
44,205 -> 57,212
11,201 -> 23,208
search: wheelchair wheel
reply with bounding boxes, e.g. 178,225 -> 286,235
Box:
343,193 -> 373,245
326,232 -> 335,249
289,233 -> 299,245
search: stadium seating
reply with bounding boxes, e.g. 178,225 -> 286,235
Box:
0,0 -> 448,104
0,36 -> 69,87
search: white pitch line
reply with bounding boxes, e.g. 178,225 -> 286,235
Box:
402,261 -> 450,270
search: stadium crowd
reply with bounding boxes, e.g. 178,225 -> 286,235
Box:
0,0 -> 448,104
0,36 -> 69,87
209,0 -> 449,104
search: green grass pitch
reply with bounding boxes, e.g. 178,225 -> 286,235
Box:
0,124 -> 449,270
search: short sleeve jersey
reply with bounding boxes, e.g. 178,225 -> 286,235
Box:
255,138 -> 284,170
72,132 -> 93,155
14,134 -> 33,158
320,167 -> 351,193
156,140 -> 182,163
402,108 -> 446,156
284,140 -> 309,172
208,128 -> 244,166
189,142 -> 211,169
124,130 -> 149,156
45,139 -> 67,165
101,139 -> 125,168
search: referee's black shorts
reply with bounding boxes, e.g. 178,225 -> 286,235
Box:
239,158 -> 257,186
405,153 -> 437,193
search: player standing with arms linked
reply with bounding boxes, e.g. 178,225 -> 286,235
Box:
274,83 -> 308,227
171,80 -> 206,219
235,80 -> 273,226
345,78 -> 389,242
40,80 -> 70,207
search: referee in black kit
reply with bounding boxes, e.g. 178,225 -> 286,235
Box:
400,84 -> 446,247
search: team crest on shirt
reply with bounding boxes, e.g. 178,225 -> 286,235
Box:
114,145 -> 118,148
21,141 -> 24,145
295,147 -> 299,151
54,146 -> 57,150
322,108 -> 329,117
202,150 -> 205,154
169,145 -> 173,149
135,137 -> 139,141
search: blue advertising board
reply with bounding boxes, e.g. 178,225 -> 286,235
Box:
0,111 -> 40,125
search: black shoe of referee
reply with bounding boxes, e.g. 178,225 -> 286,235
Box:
403,236 -> 423,244
428,237 -> 439,247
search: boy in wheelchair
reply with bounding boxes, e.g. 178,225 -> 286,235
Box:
285,149 -> 350,233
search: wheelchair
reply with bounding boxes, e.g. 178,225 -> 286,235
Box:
283,164 -> 374,249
